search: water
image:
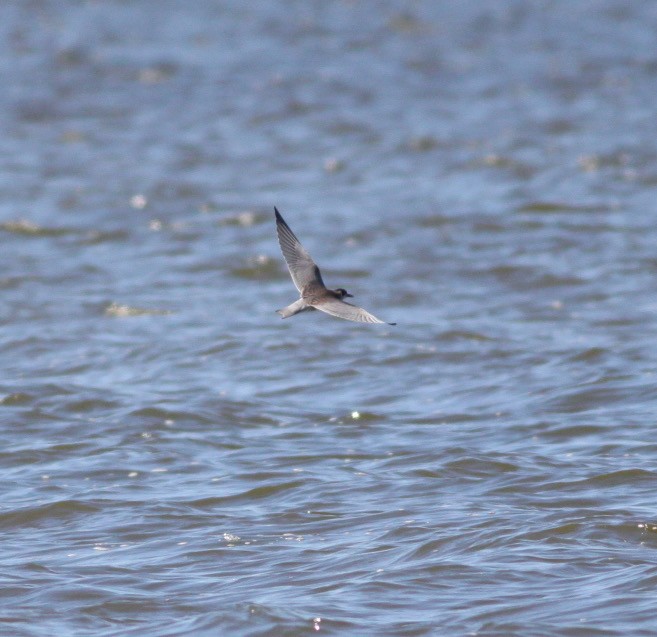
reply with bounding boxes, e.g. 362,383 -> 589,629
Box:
2,1 -> 657,635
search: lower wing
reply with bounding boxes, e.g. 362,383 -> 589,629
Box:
312,298 -> 395,325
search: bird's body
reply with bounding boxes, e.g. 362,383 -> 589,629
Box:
274,207 -> 395,325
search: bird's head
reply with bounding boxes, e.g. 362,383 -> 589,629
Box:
335,288 -> 353,299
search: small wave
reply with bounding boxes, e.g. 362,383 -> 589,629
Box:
0,500 -> 99,530
517,201 -> 609,213
0,220 -> 72,236
230,255 -> 280,280
104,302 -> 172,317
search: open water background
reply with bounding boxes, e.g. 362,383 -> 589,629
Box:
3,1 -> 657,635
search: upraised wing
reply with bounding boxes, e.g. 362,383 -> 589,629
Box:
275,207 -> 324,293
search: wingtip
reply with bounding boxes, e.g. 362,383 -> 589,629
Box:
388,322 -> 397,326
274,206 -> 281,219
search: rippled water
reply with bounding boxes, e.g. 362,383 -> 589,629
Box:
3,1 -> 657,635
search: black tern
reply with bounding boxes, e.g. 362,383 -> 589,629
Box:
274,207 -> 395,325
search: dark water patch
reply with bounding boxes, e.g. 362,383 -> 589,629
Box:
196,341 -> 240,356
77,229 -> 131,245
517,202 -> 610,214
540,424 -> 607,439
215,210 -> 269,229
515,522 -> 585,542
1,441 -> 94,468
473,154 -> 537,179
406,412 -> 494,425
568,347 -> 608,363
438,329 -> 496,342
125,406 -> 217,428
583,469 -> 657,488
0,220 -> 75,237
418,213 -> 454,228
485,265 -> 586,289
104,303 -> 173,317
0,392 -> 34,406
184,481 -> 307,508
405,134 -> 442,152
0,275 -> 41,290
328,268 -> 372,279
65,398 -> 121,414
472,219 -> 508,234
0,500 -> 99,530
592,316 -> 649,328
536,469 -> 657,495
325,368 -> 360,379
443,456 -> 520,478
336,410 -> 384,423
230,255 -> 280,280
544,383 -> 651,414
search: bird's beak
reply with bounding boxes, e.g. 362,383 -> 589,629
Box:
345,293 -> 354,298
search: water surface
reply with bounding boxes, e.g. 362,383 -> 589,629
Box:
2,2 -> 657,635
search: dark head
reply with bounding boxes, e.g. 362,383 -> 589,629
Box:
334,288 -> 353,299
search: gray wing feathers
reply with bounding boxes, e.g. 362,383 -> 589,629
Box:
313,298 -> 388,324
275,209 -> 324,292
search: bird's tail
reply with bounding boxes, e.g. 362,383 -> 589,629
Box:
276,299 -> 310,318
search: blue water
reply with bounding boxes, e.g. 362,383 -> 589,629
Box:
2,1 -> 657,635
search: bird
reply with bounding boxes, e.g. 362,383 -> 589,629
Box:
274,207 -> 395,325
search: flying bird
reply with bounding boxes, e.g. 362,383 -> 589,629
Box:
274,207 -> 395,325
